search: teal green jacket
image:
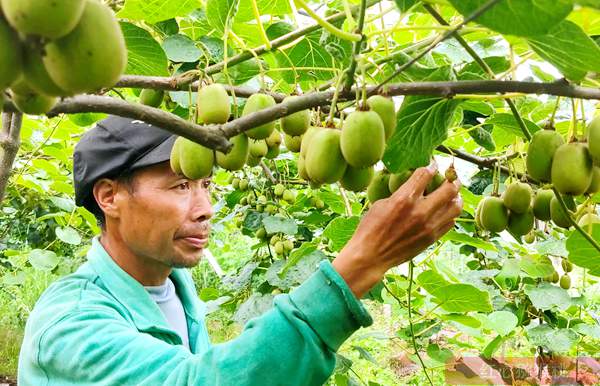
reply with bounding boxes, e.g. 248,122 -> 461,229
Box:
18,237 -> 373,385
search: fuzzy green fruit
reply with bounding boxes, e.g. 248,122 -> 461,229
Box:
274,241 -> 285,255
367,171 -> 391,203
298,155 -> 309,180
246,153 -> 261,167
242,93 -> 276,139
340,165 -> 374,192
280,96 -> 310,136
526,130 -> 564,182
10,81 -> 57,115
179,138 -> 215,180
532,189 -> 553,221
587,116 -> 600,165
170,137 -> 184,175
479,196 -> 508,233
550,195 -> 575,228
22,46 -> 67,97
562,259 -> 573,273
265,130 -> 282,148
0,17 -> 22,89
508,208 -> 534,236
305,129 -> 347,184
43,0 -> 127,94
239,179 -> 249,191
300,126 -> 322,158
475,200 -> 484,229
366,95 -> 396,140
523,231 -> 536,244
283,239 -> 294,252
425,172 -> 445,195
282,189 -> 295,203
216,134 -> 248,171
388,170 -> 413,192
587,167 -> 600,194
551,142 -> 593,195
578,213 -> 600,227
503,182 -> 533,214
139,89 -> 164,108
284,134 -> 302,153
249,139 -> 268,158
197,84 -> 230,124
340,110 -> 385,168
559,274 -> 571,289
265,144 -> 280,159
274,184 -> 285,197
2,0 -> 86,39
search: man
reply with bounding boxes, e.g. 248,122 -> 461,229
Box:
18,116 -> 462,385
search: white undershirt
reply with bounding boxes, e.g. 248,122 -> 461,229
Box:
144,277 -> 190,349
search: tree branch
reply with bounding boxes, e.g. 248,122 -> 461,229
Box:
342,0 -> 368,92
0,112 -> 23,204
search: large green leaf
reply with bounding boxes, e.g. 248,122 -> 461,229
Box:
431,284 -> 493,313
262,215 -> 298,235
519,255 -> 556,278
566,224 -> 600,275
486,311 -> 518,337
485,113 -> 541,138
526,325 -> 579,353
448,0 -> 573,37
206,0 -> 239,35
417,270 -> 451,294
28,249 -> 59,271
527,20 -> 600,82
323,217 -> 359,252
524,283 -> 573,311
55,226 -> 81,245
234,0 -> 291,23
120,23 -> 169,76
119,0 -> 202,23
442,230 -> 497,251
162,34 -> 202,63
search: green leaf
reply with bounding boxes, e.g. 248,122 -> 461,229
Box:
431,284 -> 493,313
262,215 -> 298,235
519,255 -> 556,278
206,0 -> 239,35
417,270 -> 451,294
394,0 -> 416,12
55,226 -> 81,245
426,344 -> 453,363
234,0 -> 291,23
485,113 -> 541,138
527,20 -> 600,82
576,0 -> 600,8
316,191 -> 346,215
439,314 -> 482,328
162,34 -> 202,63
486,311 -> 518,337
232,293 -> 274,325
573,323 -> 600,339
524,283 -> 573,311
28,249 -> 59,271
448,0 -> 573,37
495,259 -> 520,290
323,217 -> 359,252
566,224 -> 600,275
442,230 -> 497,251
482,335 -> 506,359
120,22 -> 169,76
526,325 -> 579,353
119,0 -> 202,23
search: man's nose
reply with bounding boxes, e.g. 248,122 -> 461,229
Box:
191,185 -> 214,222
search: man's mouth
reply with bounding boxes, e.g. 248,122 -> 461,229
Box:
179,236 -> 209,248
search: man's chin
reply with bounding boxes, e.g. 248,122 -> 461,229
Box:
170,251 -> 203,269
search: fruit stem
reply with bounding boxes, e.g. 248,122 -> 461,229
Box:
250,0 -> 272,50
552,187 -> 600,255
570,98 -> 579,141
547,96 -> 561,128
293,0 -> 362,42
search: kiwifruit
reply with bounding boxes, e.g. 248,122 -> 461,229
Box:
559,274 -> 571,289
246,153 -> 261,167
532,189 -> 554,221
503,182 -> 533,214
280,96 -> 310,136
508,208 -> 534,236
239,178 -> 249,191
587,167 -> 600,194
551,142 -> 593,195
197,83 -> 230,124
283,239 -> 294,251
170,137 -> 184,175
388,170 -> 413,192
179,138 -> 214,180
43,0 -> 127,94
139,89 -> 164,108
274,184 -> 285,197
22,46 -> 67,97
479,196 -> 509,233
305,129 -> 347,184
340,165 -> 374,192
366,95 -> 396,140
340,110 -> 385,168
0,17 -> 22,89
282,189 -> 295,203
561,259 -> 573,273
523,231 -> 536,244
2,0 -> 86,39
284,134 -> 302,153
265,144 -> 280,159
526,129 -> 565,182
550,194 -> 575,228
10,81 -> 57,115
367,170 -> 391,203
300,126 -> 323,158
242,93 -> 276,139
249,139 -> 268,157
265,130 -> 282,148
587,116 -> 600,165
216,134 -> 248,171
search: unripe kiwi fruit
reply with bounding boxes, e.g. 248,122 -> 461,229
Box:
282,189 -> 295,203
587,167 -> 600,194
265,130 -> 282,148
366,95 -> 396,141
388,170 -> 413,192
242,93 -> 276,139
340,165 -> 374,192
587,116 -> 600,165
561,259 -> 573,273
523,231 -> 536,244
551,142 -> 593,195
340,109 -> 385,168
2,0 -> 86,39
284,134 -> 302,153
533,189 -> 554,221
22,46 -> 67,97
249,139 -> 268,157
238,179 -> 249,191
274,184 -> 285,197
216,134 -> 248,171
550,194 -> 575,228
367,170 -> 391,203
274,241 -> 285,255
170,137 -> 184,175
197,83 -> 230,124
503,182 -> 533,214
140,89 -> 164,108
246,153 -> 261,167
300,126 -> 323,158
305,129 -> 347,184
179,138 -> 215,180
10,81 -> 57,115
298,155 -> 309,180
283,239 -> 294,251
479,196 -> 509,233
0,17 -> 22,89
526,130 -> 565,182
559,274 -> 571,289
280,96 -> 310,136
265,144 -> 280,159
508,208 -> 534,236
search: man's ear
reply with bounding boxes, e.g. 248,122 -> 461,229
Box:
92,178 -> 124,220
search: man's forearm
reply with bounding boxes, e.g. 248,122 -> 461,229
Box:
332,250 -> 385,299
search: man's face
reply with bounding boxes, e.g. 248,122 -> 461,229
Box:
113,161 -> 214,269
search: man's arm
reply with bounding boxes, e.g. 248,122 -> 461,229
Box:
333,164 -> 462,298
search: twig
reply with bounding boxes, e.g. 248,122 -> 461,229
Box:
343,0 -> 368,92
0,112 -> 23,203
259,160 -> 277,184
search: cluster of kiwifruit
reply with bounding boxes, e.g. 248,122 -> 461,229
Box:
169,84 -> 310,179
298,96 -> 396,192
234,180 -> 297,214
543,258 -> 573,289
0,0 -> 127,114
476,117 -> 600,236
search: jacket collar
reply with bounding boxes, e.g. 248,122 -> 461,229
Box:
87,236 -> 206,335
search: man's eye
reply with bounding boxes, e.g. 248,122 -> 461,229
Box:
202,179 -> 212,189
178,182 -> 190,190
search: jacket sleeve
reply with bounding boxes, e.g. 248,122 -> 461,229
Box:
30,260 -> 373,386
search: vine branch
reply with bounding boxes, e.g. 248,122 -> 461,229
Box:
0,112 -> 23,203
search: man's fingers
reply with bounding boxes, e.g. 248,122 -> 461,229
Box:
423,179 -> 461,214
435,220 -> 456,239
396,163 -> 437,200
